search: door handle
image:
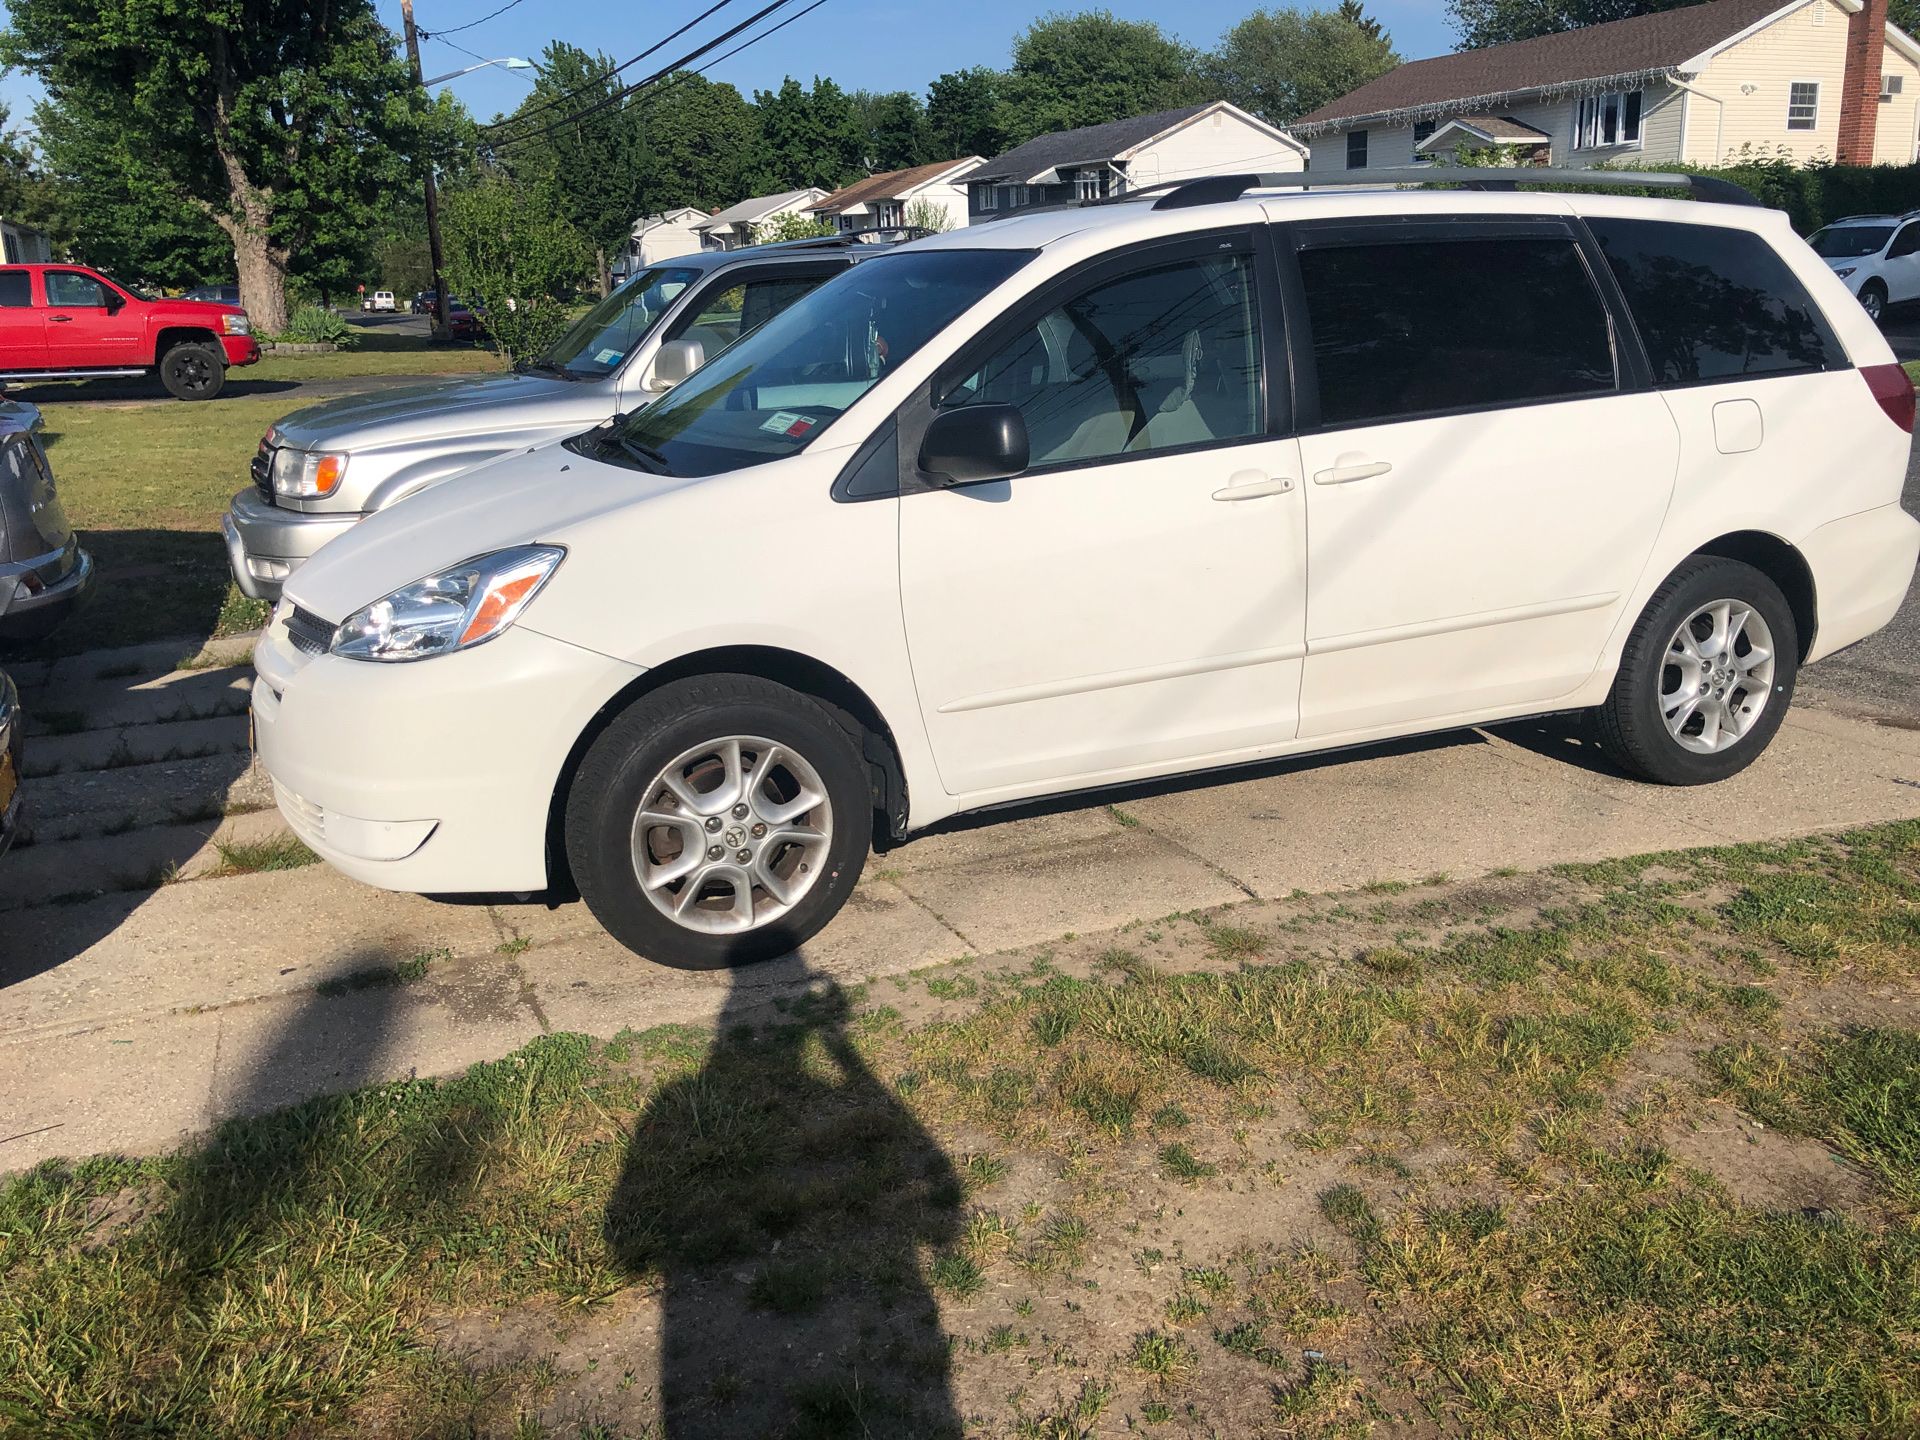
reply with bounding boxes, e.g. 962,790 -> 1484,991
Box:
1212,472 -> 1295,501
1314,459 -> 1392,485
47,315 -> 72,323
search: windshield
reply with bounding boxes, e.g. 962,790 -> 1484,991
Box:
602,248 -> 1032,477
1810,225 -> 1894,258
100,273 -> 156,302
535,265 -> 701,378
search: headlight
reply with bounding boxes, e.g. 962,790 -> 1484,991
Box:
332,545 -> 566,663
222,312 -> 251,335
271,448 -> 348,499
1834,266 -> 1858,278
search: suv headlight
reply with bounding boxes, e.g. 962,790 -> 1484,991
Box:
271,448 -> 348,499
331,545 -> 566,663
222,312 -> 251,335
1834,266 -> 1858,278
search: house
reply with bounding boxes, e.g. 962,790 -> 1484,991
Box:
692,188 -> 829,250
965,101 -> 1306,222
621,207 -> 708,276
0,219 -> 50,265
1292,0 -> 1920,172
809,157 -> 984,233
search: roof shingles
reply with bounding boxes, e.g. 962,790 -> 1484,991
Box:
1293,0 -> 1789,130
970,104 -> 1214,183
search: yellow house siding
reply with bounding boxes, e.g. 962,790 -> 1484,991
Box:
1874,40 -> 1920,163
1685,0 -> 1852,163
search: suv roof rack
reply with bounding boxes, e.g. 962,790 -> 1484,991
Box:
980,167 -> 1761,222
745,225 -> 934,253
1827,212 -> 1900,224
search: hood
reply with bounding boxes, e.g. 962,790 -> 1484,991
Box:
283,440 -> 691,622
269,371 -> 604,451
148,297 -> 247,323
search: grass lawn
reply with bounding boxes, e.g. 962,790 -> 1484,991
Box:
3,820 -> 1917,1437
0,335 -> 504,662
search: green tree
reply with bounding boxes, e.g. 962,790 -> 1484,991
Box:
441,172 -> 589,365
753,209 -> 835,243
999,11 -> 1203,142
927,67 -> 1009,159
850,90 -> 931,171
1204,6 -> 1401,125
0,0 -> 440,332
630,73 -> 770,213
0,104 -> 73,253
902,195 -> 956,234
753,76 -> 865,190
1337,0 -> 1386,41
1446,0 -> 1695,49
496,42 -> 642,297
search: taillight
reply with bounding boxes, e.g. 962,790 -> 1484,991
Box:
1860,362 -> 1916,433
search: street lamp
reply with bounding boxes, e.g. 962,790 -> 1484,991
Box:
421,56 -> 538,86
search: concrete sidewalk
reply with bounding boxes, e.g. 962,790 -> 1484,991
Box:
4,690 -> 1917,1172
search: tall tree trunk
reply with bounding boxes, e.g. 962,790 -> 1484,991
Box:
596,247 -> 611,299
231,225 -> 292,334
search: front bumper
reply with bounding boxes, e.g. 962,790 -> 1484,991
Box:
0,671 -> 23,861
252,616 -> 644,894
224,488 -> 362,602
0,538 -> 94,640
222,334 -> 261,367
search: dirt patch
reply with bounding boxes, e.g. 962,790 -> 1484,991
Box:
1665,1102 -> 1876,1215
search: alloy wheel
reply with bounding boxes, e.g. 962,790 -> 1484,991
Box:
1660,599 -> 1776,754
629,734 -> 833,934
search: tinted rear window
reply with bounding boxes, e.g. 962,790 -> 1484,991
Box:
0,271 -> 28,307
1299,234 -> 1616,428
1588,218 -> 1845,385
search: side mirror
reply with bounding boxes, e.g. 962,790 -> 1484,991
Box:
102,290 -> 124,314
918,403 -> 1029,487
649,338 -> 705,390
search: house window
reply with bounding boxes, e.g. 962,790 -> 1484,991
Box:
977,186 -> 997,211
1575,89 -> 1643,148
1883,74 -> 1905,103
1075,169 -> 1110,201
1347,129 -> 1369,169
874,200 -> 903,228
1788,81 -> 1819,130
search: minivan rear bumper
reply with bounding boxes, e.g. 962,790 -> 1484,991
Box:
1801,503 -> 1920,664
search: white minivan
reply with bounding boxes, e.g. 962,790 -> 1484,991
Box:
253,170 -> 1920,969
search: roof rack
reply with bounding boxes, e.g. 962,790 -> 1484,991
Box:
747,224 -> 935,252
982,167 -> 1761,221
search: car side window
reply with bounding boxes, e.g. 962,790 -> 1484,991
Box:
1298,234 -> 1616,428
668,273 -> 833,357
44,270 -> 110,308
1891,223 -> 1920,259
1587,217 -> 1844,385
941,251 -> 1262,468
0,271 -> 29,307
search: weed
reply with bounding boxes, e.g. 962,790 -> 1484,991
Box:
1129,1330 -> 1195,1383
210,833 -> 319,876
1158,1142 -> 1217,1182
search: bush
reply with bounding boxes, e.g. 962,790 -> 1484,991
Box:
271,305 -> 356,348
1624,152 -> 1920,235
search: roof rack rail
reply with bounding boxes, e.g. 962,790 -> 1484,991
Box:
749,224 -> 934,252
1148,167 -> 1761,209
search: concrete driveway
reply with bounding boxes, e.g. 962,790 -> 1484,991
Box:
4,449 -> 1918,1170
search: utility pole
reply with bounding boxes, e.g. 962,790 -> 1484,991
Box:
400,0 -> 450,340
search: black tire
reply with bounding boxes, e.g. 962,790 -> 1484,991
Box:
159,341 -> 225,401
1594,556 -> 1798,786
564,674 -> 872,969
1861,280 -> 1889,325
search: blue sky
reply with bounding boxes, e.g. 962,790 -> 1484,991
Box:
0,0 -> 1461,133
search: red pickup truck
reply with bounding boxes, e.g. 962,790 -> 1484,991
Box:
0,263 -> 261,400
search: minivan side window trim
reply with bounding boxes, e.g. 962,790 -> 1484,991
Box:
1273,214 -> 1651,435
889,227 -> 1285,497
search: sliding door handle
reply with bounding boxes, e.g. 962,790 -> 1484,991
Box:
1212,473 -> 1295,501
1314,459 -> 1392,485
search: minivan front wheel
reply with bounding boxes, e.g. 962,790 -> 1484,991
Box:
565,675 -> 871,968
1594,556 -> 1798,785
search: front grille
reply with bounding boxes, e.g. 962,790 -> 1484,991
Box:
251,440 -> 276,504
286,603 -> 335,657
273,779 -> 326,843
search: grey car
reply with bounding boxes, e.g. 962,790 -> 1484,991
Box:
223,233 -> 907,601
0,411 -> 92,642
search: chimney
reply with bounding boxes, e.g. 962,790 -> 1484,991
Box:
1837,0 -> 1888,164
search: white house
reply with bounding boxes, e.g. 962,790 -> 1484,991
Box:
965,101 -> 1306,221
808,157 -> 984,233
627,207 -> 707,268
692,188 -> 829,250
1292,0 -> 1920,171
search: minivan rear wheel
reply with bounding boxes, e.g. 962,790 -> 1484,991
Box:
1594,556 -> 1798,785
564,674 -> 871,968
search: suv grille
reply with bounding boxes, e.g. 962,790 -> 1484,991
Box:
251,438 -> 276,505
286,604 -> 335,657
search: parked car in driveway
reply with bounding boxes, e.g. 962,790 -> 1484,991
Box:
224,232 -> 905,600
0,411 -> 91,641
0,263 -> 258,399
1807,213 -> 1920,323
252,169 -> 1920,970
0,664 -> 20,859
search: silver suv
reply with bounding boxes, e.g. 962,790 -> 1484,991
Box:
223,234 -> 902,601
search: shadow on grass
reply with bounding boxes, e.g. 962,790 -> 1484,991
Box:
605,969 -> 965,1439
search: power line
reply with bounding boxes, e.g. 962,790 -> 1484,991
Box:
483,0 -> 816,152
418,0 -> 528,39
477,0 -> 736,135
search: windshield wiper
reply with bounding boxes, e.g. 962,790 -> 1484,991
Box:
616,436 -> 672,475
516,359 -> 582,381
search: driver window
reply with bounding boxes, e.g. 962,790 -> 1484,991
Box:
45,271 -> 110,308
943,250 -> 1261,467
